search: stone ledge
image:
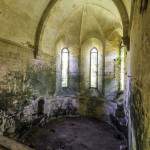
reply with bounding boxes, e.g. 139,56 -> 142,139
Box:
0,136 -> 34,150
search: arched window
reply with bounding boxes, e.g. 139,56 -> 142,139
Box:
61,48 -> 69,87
120,47 -> 125,91
90,48 -> 98,88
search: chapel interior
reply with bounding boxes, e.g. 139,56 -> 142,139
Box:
0,0 -> 150,150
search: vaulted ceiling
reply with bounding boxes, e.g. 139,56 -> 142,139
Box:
0,0 -> 131,56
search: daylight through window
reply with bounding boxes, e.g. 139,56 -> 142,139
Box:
90,48 -> 98,88
61,48 -> 69,87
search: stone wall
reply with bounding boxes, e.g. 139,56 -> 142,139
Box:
0,40 -> 56,111
0,40 -> 33,79
128,1 -> 150,149
104,50 -> 120,100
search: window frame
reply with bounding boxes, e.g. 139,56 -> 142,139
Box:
61,48 -> 69,88
120,47 -> 125,91
90,47 -> 98,89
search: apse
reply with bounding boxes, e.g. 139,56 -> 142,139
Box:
1,1 -> 150,150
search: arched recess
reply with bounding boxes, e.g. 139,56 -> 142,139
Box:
112,0 -> 130,48
55,38 -> 80,96
34,0 -> 130,58
34,0 -> 58,58
80,38 -> 104,95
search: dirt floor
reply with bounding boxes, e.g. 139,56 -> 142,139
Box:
22,117 -> 126,150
